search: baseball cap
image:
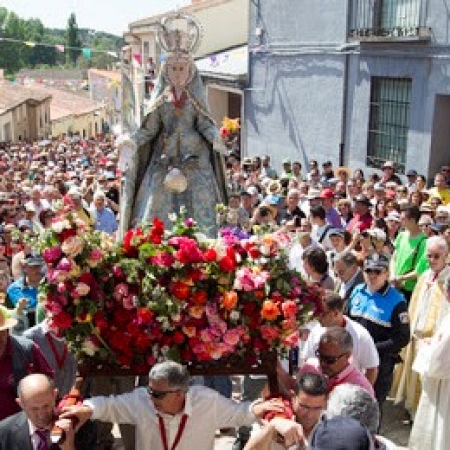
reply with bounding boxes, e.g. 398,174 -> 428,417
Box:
354,194 -> 371,206
406,169 -> 418,177
367,228 -> 386,242
328,228 -> 345,239
265,194 -> 282,206
363,253 -> 390,270
24,255 -> 45,266
382,160 -> 395,169
430,223 -> 447,233
307,188 -> 322,200
310,416 -> 372,450
18,219 -> 33,230
282,158 -> 291,165
386,211 -> 401,222
246,186 -> 259,196
320,188 -> 335,200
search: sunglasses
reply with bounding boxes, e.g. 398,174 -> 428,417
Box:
315,350 -> 347,365
426,253 -> 443,260
364,268 -> 383,275
147,386 -> 179,399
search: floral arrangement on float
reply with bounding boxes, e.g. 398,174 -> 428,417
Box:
219,116 -> 240,147
38,208 -> 323,374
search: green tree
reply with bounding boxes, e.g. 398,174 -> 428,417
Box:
66,13 -> 81,66
0,11 -> 26,74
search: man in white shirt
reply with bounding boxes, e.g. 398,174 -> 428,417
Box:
289,218 -> 322,278
301,291 -> 379,385
61,361 -> 281,450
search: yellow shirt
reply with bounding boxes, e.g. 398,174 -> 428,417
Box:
428,187 -> 450,205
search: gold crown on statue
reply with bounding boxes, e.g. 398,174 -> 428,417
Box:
156,12 -> 202,55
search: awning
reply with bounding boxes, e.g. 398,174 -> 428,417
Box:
196,45 -> 248,82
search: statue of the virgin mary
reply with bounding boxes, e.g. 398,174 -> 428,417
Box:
117,13 -> 228,239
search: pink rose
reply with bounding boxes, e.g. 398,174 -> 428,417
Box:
260,324 -> 280,342
122,295 -> 135,310
281,300 -> 298,318
42,246 -> 62,264
56,257 -> 72,272
283,331 -> 299,347
61,236 -> 83,257
88,248 -> 104,261
223,329 -> 240,346
200,329 -> 214,343
74,282 -> 90,297
114,283 -> 129,301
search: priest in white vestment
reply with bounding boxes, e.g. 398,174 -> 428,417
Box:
409,274 -> 450,450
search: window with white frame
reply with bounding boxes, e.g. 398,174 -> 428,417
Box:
367,77 -> 412,174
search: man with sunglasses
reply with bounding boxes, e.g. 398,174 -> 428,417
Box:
61,360 -> 283,450
347,253 -> 410,407
300,327 -> 374,398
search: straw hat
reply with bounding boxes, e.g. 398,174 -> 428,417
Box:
266,179 -> 283,196
0,305 -> 17,331
335,166 -> 350,178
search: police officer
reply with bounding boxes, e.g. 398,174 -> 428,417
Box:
347,253 -> 410,407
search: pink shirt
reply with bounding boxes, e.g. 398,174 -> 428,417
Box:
299,358 -> 375,397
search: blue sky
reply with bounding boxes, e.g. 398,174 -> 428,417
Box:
1,0 -> 190,35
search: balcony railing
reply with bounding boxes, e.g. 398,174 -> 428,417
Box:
349,0 -> 431,41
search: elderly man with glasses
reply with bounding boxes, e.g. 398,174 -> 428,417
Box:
347,253 -> 410,407
61,360 -> 283,450
391,236 -> 450,419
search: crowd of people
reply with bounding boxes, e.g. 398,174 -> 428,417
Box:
0,135 -> 450,449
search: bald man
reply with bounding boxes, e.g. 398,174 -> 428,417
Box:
0,374 -> 76,450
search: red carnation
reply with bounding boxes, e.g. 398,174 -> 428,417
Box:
133,333 -> 152,351
220,126 -> 230,138
170,281 -> 191,300
59,227 -> 77,243
117,354 -> 132,367
191,290 -> 207,305
219,255 -> 235,272
93,312 -> 108,331
203,248 -> 217,262
172,331 -> 186,344
137,307 -> 154,325
51,311 -> 73,329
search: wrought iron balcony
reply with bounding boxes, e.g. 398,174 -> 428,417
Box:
349,0 -> 431,42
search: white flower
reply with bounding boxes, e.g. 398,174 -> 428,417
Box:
230,311 -> 240,321
168,213 -> 177,222
52,219 -> 70,233
82,339 -> 98,356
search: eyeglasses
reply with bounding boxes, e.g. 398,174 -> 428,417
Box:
315,350 -> 347,365
426,253 -> 443,260
147,387 -> 179,399
364,268 -> 383,275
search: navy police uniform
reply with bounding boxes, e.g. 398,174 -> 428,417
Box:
348,281 -> 410,406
